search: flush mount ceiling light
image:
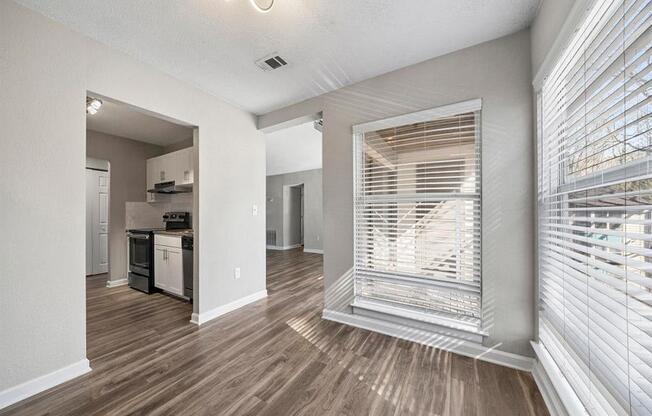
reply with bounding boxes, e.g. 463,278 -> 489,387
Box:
250,0 -> 274,12
86,97 -> 102,115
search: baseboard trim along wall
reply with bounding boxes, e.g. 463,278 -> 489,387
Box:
105,278 -> 128,288
531,341 -> 586,416
266,244 -> 302,250
322,309 -> 534,372
190,290 -> 268,325
302,248 -> 323,254
531,358 -> 568,416
0,359 -> 91,410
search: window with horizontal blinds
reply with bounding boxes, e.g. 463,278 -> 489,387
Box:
538,0 -> 651,414
353,104 -> 482,333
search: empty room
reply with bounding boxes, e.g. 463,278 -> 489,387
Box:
0,0 -> 650,415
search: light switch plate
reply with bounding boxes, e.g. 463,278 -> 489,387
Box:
234,267 -> 241,279
252,205 -> 258,216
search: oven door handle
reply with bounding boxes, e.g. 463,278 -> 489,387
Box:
127,233 -> 150,239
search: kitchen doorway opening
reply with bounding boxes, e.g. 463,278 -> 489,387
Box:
84,91 -> 199,326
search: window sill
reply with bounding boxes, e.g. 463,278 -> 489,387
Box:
351,297 -> 487,343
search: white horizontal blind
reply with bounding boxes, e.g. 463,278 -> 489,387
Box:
354,108 -> 482,330
538,0 -> 652,414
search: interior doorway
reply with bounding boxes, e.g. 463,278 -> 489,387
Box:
286,183 -> 304,248
264,117 -> 323,254
84,92 -> 199,324
86,159 -> 110,276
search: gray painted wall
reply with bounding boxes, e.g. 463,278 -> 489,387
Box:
259,30 -> 534,356
86,130 -> 165,283
530,0 -> 576,77
266,169 -> 323,251
1,0 -> 265,393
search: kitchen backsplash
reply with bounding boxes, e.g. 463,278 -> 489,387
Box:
126,193 -> 193,229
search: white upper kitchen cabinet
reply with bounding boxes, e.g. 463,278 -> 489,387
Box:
146,147 -> 194,202
177,147 -> 194,185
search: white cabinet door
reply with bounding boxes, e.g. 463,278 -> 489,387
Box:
178,147 -> 194,185
154,246 -> 168,290
164,148 -> 192,186
157,154 -> 169,183
154,243 -> 183,296
168,151 -> 184,185
165,247 -> 184,296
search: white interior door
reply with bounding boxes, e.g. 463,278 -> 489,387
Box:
86,168 -> 110,275
85,172 -> 93,275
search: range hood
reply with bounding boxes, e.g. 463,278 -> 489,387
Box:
147,181 -> 192,194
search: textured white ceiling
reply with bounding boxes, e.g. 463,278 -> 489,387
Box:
18,0 -> 541,115
87,99 -> 193,146
266,122 -> 322,176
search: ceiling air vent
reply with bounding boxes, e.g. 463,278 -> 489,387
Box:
255,53 -> 288,71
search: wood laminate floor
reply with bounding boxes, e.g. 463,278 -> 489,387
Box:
2,249 -> 548,415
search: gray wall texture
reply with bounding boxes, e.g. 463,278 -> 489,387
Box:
86,130 -> 165,283
259,30 -> 535,356
530,0 -> 576,77
266,169 -> 323,252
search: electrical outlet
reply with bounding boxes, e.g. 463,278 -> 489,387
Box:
234,267 -> 241,279
252,204 -> 258,216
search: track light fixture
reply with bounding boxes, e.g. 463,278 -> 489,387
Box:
86,97 -> 102,115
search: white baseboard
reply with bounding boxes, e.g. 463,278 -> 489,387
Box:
106,278 -> 128,288
0,359 -> 91,410
322,309 -> 533,372
531,341 -> 586,416
532,358 -> 568,416
302,248 -> 323,254
190,290 -> 268,325
266,244 -> 302,250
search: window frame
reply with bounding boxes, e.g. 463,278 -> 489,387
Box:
351,98 -> 485,338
